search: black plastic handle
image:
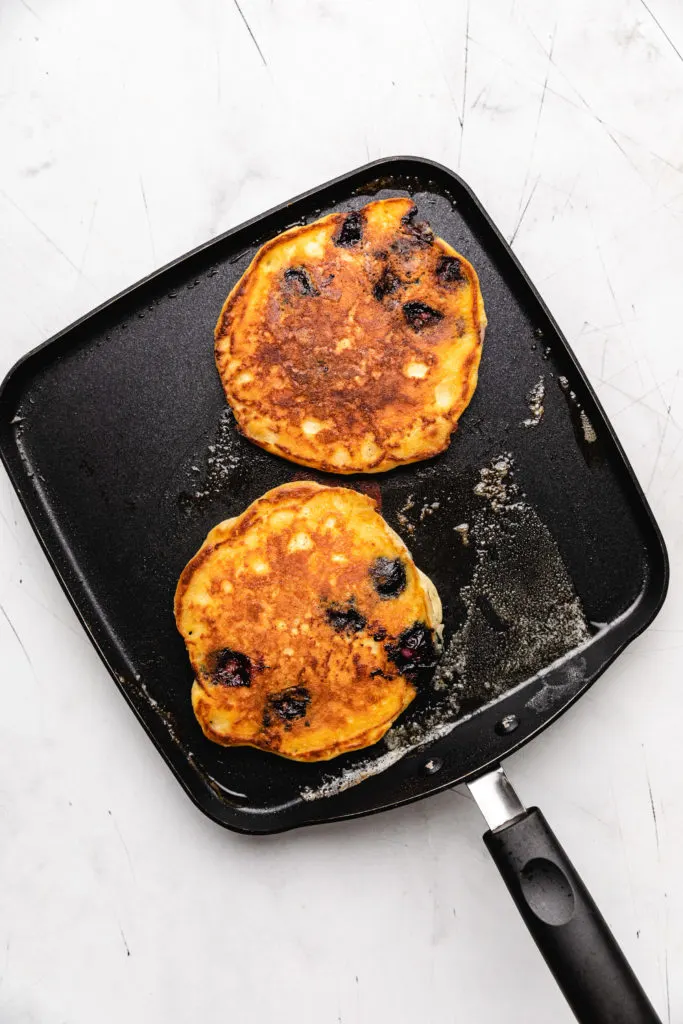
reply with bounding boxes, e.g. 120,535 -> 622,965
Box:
484,807 -> 661,1024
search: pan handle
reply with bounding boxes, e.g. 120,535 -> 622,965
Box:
468,767 -> 661,1024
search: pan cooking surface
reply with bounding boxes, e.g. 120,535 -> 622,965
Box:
0,158 -> 667,833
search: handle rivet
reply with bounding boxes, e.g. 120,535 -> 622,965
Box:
423,758 -> 443,775
497,714 -> 520,734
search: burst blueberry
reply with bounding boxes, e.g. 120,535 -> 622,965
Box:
370,556 -> 407,598
386,622 -> 439,673
207,648 -> 252,687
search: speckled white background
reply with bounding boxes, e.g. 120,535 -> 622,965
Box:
1,1 -> 682,1021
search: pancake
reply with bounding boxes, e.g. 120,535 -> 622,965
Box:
174,482 -> 443,761
215,197 -> 486,474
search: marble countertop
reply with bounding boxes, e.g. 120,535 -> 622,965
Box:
1,0 -> 682,1020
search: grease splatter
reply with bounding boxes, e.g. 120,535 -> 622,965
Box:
523,376 -> 545,428
301,456 -> 588,801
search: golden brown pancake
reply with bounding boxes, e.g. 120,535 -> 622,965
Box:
174,482 -> 443,761
215,197 -> 486,474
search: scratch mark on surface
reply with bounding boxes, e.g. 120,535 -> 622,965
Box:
468,33 -> 572,109
602,246 -> 622,315
412,0 -> 463,127
18,0 -> 40,18
472,23 -> 683,188
0,604 -> 35,675
118,924 -> 131,957
578,319 -> 632,338
470,83 -> 487,110
603,356 -> 642,386
458,0 -> 471,167
602,125 -> 646,181
565,797 -> 610,829
644,768 -> 660,854
108,809 -> 137,880
665,948 -> 671,1023
516,22 -> 556,220
139,178 -> 156,262
603,372 -> 682,427
509,177 -> 539,245
638,0 -> 683,65
652,376 -> 675,422
591,237 -> 641,395
0,187 -> 82,274
560,173 -> 580,213
232,0 -> 267,67
521,16 -> 682,183
594,112 -> 681,182
609,380 -> 671,422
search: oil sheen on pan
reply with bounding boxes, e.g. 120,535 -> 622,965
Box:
174,481 -> 443,761
214,197 -> 486,474
301,455 -> 591,802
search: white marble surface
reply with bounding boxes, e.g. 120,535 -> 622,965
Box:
1,0 -> 682,1020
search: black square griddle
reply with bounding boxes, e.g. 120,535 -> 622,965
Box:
0,157 -> 667,835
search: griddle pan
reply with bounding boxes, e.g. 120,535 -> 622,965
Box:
0,158 -> 668,1022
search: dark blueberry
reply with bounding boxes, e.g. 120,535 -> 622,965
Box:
325,600 -> 367,633
373,268 -> 401,302
435,255 -> 464,285
386,622 -> 440,674
370,668 -> 390,679
207,648 -> 252,687
403,301 -> 444,332
373,627 -> 387,642
266,685 -> 311,722
370,556 -> 407,598
334,211 -> 362,247
283,267 -> 318,296
401,207 -> 435,245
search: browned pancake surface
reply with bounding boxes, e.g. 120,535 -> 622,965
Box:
215,198 -> 486,473
174,482 -> 442,760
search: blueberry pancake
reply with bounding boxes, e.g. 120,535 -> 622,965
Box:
174,482 -> 443,761
215,197 -> 486,474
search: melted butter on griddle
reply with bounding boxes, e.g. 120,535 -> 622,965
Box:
301,455 -> 589,800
